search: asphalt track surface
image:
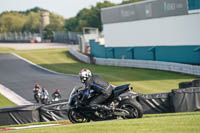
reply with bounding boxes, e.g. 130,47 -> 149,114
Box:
0,53 -> 82,103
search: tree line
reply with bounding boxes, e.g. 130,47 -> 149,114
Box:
0,0 -> 143,39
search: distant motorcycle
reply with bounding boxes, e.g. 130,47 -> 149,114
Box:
41,93 -> 49,104
33,89 -> 41,103
40,88 -> 49,104
52,93 -> 61,102
67,84 -> 143,123
51,89 -> 61,102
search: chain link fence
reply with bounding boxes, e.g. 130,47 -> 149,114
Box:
0,31 -> 82,45
0,32 -> 41,43
53,31 -> 82,44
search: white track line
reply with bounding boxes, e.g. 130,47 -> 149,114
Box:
0,84 -> 32,105
12,53 -> 61,74
11,53 -> 77,78
0,122 -> 72,131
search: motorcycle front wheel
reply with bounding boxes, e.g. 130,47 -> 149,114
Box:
67,109 -> 90,123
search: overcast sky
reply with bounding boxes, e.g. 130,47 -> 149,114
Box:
0,0 -> 123,19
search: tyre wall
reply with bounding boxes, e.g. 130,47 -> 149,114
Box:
138,92 -> 172,114
170,87 -> 200,112
0,105 -> 40,126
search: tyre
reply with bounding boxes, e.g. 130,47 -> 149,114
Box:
192,80 -> 200,87
67,109 -> 90,123
118,99 -> 143,119
179,81 -> 192,89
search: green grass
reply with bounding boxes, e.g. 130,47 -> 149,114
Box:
2,112 -> 200,133
0,47 -> 14,53
0,93 -> 16,108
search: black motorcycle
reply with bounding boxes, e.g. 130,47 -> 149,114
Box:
67,84 -> 143,123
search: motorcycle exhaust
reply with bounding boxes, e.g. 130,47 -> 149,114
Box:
113,108 -> 130,116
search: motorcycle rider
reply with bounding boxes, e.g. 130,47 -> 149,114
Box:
79,68 -> 113,111
33,83 -> 42,92
51,88 -> 61,101
40,87 -> 49,104
33,83 -> 42,103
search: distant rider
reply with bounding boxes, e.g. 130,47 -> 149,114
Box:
51,88 -> 61,101
79,68 -> 113,111
33,83 -> 42,93
41,87 -> 49,104
33,83 -> 42,103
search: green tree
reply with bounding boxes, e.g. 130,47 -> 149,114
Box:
43,24 -> 54,40
121,0 -> 144,5
22,11 -> 41,33
64,1 -> 116,32
43,13 -> 65,40
22,7 -> 47,15
0,12 -> 26,32
65,17 -> 78,31
49,13 -> 65,30
0,7 -> 67,34
90,1 -> 116,31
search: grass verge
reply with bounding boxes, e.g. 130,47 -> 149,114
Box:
0,93 -> 16,108
1,112 -> 200,133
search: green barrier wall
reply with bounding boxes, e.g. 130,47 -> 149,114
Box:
111,47 -> 133,59
90,40 -> 106,58
188,0 -> 200,10
90,41 -> 200,64
134,47 -> 155,60
105,47 -> 114,58
156,46 -> 200,63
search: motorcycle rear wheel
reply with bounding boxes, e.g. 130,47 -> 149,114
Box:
68,109 -> 90,123
118,99 -> 143,119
